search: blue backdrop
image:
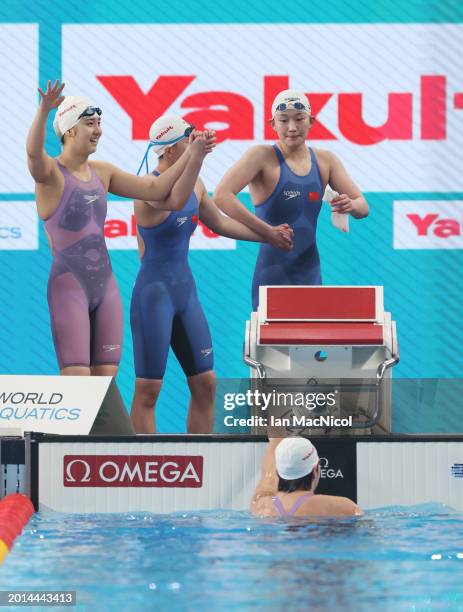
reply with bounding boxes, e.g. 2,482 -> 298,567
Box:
0,1 -> 462,432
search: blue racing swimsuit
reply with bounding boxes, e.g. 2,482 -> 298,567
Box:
130,186 -> 213,380
252,145 -> 324,309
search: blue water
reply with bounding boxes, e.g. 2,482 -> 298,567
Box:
1,504 -> 463,611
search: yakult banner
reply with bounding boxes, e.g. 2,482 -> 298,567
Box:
62,24 -> 463,192
394,200 -> 463,250
105,201 -> 236,250
0,375 -> 112,435
0,25 -> 38,193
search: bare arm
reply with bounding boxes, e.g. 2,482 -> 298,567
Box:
106,148 -> 190,201
328,152 -> 369,219
107,133 -> 214,203
198,182 -> 264,242
214,147 -> 293,250
26,80 -> 65,183
137,137 -> 212,212
250,438 -> 282,509
335,497 -> 364,516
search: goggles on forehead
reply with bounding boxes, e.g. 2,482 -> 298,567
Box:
136,125 -> 195,176
78,106 -> 102,120
275,101 -> 310,113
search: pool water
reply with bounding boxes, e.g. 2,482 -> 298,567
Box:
1,504 -> 462,611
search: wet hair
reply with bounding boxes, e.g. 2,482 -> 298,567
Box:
278,470 -> 314,493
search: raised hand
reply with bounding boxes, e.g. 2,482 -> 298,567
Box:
189,129 -> 216,154
189,133 -> 208,160
38,80 -> 65,113
203,129 -> 216,154
188,129 -> 202,144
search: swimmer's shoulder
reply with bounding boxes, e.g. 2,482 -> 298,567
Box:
242,144 -> 279,165
311,147 -> 345,168
309,148 -> 337,184
310,147 -> 335,164
243,145 -> 281,180
310,494 -> 363,516
89,159 -> 112,190
219,146 -> 278,188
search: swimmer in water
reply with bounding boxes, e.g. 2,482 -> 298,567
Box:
251,437 -> 363,517
26,80 -> 214,377
215,89 -> 369,309
130,115 -> 278,433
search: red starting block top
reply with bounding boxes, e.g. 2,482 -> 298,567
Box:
265,287 -> 377,321
259,322 -> 384,345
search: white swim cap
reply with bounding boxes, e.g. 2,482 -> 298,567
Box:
53,96 -> 101,138
149,114 -> 194,157
275,437 -> 319,480
271,89 -> 311,118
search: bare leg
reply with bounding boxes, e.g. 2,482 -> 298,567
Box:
90,365 -> 119,377
61,366 -> 91,376
130,378 -> 162,434
186,370 -> 216,434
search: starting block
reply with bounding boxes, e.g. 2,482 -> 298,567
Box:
244,286 -> 399,433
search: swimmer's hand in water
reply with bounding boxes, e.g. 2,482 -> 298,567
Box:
330,194 -> 354,214
267,223 -> 294,250
38,80 -> 65,114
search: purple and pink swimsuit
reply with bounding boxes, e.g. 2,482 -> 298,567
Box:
272,491 -> 314,516
44,161 -> 122,369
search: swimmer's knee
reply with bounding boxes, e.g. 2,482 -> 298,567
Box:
91,364 -> 118,377
61,365 -> 90,376
134,378 -> 163,407
188,370 -> 216,398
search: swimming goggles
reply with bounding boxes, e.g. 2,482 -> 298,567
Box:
275,101 -> 310,113
136,125 -> 195,176
78,106 -> 102,120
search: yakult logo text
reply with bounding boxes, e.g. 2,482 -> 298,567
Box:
407,214 -> 461,238
58,104 -> 77,117
394,201 -> 463,250
155,125 -> 173,140
62,23 -> 463,191
104,214 -> 218,239
104,202 -> 234,250
97,74 -> 459,145
64,455 -> 203,487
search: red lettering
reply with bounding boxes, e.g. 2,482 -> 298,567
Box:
406,213 -> 439,236
339,93 -> 413,144
131,214 -> 137,236
104,219 -> 128,238
434,219 -> 460,238
97,73 -> 455,145
181,92 -> 253,143
264,76 -> 289,139
307,94 -> 336,140
97,75 -> 195,139
421,76 -> 446,140
198,221 -> 219,238
454,93 -> 463,109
